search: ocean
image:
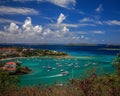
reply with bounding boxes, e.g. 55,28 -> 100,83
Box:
0,44 -> 120,86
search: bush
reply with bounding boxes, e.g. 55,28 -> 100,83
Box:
0,71 -> 19,94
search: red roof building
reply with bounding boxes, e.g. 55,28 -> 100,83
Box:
6,62 -> 16,65
1,62 -> 16,73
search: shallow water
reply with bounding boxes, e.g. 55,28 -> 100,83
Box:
18,51 -> 115,86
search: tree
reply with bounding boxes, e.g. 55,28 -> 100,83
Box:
112,53 -> 120,76
16,47 -> 23,52
0,70 -> 19,93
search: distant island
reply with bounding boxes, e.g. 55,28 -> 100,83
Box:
67,43 -> 120,47
67,43 -> 97,46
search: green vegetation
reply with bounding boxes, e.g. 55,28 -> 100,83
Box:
0,70 -> 19,95
22,49 -> 68,57
0,47 -> 68,59
112,53 -> 120,76
0,53 -> 120,96
15,65 -> 31,75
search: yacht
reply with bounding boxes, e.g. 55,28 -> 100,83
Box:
47,66 -> 52,69
85,64 -> 89,67
92,63 -> 96,65
52,67 -> 56,70
67,64 -> 73,67
61,71 -> 69,76
57,64 -> 62,67
74,65 -> 80,68
60,69 -> 64,72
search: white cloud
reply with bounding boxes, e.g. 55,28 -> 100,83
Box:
81,35 -> 84,39
96,4 -> 103,13
80,17 -> 93,23
0,6 -> 39,15
80,17 -> 103,25
22,17 -> 33,33
0,18 -> 23,24
0,14 -> 90,44
49,23 -> 79,28
104,20 -> 120,26
4,22 -> 22,34
93,30 -> 105,34
48,0 -> 76,9
80,18 -> 120,26
13,0 -> 76,9
49,22 -> 96,29
62,26 -> 69,33
62,23 -> 78,28
33,25 -> 43,34
73,31 -> 87,35
57,13 -> 66,24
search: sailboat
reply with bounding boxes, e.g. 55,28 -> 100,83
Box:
74,65 -> 80,68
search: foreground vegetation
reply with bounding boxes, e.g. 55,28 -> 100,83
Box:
0,74 -> 120,96
0,53 -> 120,96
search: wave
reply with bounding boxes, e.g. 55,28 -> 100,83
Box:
21,74 -> 63,80
43,74 -> 63,78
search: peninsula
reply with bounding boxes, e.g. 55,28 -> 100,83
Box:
0,47 -> 68,59
0,47 -> 68,75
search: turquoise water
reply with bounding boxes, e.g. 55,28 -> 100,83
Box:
16,51 -> 115,86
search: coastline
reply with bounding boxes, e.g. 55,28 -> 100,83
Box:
100,48 -> 120,51
0,55 -> 73,61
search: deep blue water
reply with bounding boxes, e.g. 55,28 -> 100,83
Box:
0,44 -> 120,55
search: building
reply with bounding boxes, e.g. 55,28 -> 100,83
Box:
2,62 -> 16,73
5,62 -> 16,68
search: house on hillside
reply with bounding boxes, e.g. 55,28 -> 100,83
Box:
1,62 -> 16,73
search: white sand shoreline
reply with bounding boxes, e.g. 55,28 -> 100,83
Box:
0,55 -> 73,61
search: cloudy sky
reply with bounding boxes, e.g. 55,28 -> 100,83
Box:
0,0 -> 120,44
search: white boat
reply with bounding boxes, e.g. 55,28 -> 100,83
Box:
60,69 -> 64,72
92,63 -> 96,65
67,64 -> 73,67
74,65 -> 80,68
61,71 -> 69,76
85,64 -> 89,67
57,64 -> 62,67
52,67 -> 56,70
47,66 -> 52,69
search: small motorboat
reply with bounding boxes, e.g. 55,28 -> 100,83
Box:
67,64 -> 73,67
74,65 -> 80,68
52,67 -> 56,70
61,71 -> 69,76
60,69 -> 64,72
85,64 -> 89,67
47,66 -> 52,69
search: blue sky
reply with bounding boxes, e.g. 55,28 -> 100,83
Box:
0,0 -> 120,44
